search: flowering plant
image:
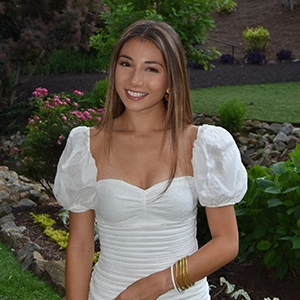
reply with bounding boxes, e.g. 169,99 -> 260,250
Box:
17,87 -> 104,194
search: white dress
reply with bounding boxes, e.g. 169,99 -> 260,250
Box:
53,125 -> 247,300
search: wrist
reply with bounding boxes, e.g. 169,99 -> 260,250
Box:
151,268 -> 174,295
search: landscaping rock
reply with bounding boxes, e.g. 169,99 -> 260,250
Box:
22,251 -> 47,278
44,260 -> 66,293
17,241 -> 41,263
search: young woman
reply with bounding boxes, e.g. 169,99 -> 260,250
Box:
53,20 -> 248,300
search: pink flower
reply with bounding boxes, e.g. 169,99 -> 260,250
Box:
32,87 -> 48,98
62,115 -> 67,121
11,147 -> 19,154
73,90 -> 84,96
73,102 -> 79,108
65,97 -> 71,103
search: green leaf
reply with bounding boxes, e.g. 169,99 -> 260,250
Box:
297,219 -> 300,230
256,240 -> 272,251
267,198 -> 283,208
257,178 -> 277,191
283,186 -> 298,194
270,162 -> 285,176
265,186 -> 281,194
275,261 -> 289,279
263,248 -> 281,267
289,144 -> 300,169
253,224 -> 268,239
292,236 -> 300,249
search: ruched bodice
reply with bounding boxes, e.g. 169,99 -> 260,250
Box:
53,125 -> 248,299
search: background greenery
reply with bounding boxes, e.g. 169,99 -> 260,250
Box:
0,242 -> 61,299
191,82 -> 300,124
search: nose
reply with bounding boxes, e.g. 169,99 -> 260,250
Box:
130,68 -> 143,87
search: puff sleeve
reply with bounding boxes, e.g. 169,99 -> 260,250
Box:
53,126 -> 97,212
192,125 -> 247,207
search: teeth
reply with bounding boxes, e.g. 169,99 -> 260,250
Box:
127,90 -> 146,97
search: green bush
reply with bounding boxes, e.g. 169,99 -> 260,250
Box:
90,0 -> 219,71
214,0 -> 237,13
35,48 -> 104,75
90,77 -> 108,107
17,88 -> 104,194
218,99 -> 246,133
242,26 -> 270,51
236,144 -> 300,283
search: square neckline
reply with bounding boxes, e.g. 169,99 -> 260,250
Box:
87,126 -> 201,191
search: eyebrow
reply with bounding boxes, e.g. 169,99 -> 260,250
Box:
118,54 -> 164,67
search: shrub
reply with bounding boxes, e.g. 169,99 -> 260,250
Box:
276,49 -> 293,61
90,0 -> 219,71
0,101 -> 36,135
220,53 -> 234,64
214,0 -> 237,13
245,51 -> 265,65
90,77 -> 108,107
17,88 -> 104,194
242,26 -> 270,51
218,99 -> 246,133
35,48 -> 103,75
236,144 -> 300,283
0,1 -> 104,108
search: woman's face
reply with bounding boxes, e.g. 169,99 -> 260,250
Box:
115,38 -> 169,114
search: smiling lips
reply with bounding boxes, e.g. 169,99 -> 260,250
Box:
126,89 -> 147,100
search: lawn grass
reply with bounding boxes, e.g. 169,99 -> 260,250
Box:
190,82 -> 300,124
0,242 -> 61,300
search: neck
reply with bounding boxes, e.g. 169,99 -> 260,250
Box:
114,109 -> 166,134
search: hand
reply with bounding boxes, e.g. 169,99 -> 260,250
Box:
115,270 -> 170,300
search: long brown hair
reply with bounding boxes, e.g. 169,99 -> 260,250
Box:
98,20 -> 193,182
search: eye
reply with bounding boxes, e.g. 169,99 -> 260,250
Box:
147,67 -> 159,73
119,60 -> 131,67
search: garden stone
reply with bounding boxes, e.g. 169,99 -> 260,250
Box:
17,241 -> 41,262
17,198 -> 37,207
273,132 -> 290,143
0,169 -> 18,183
273,141 -> 288,152
0,220 -> 18,232
255,128 -> 267,135
44,260 -> 66,294
241,153 -> 254,166
28,189 -> 41,202
0,189 -> 9,201
292,128 -> 300,138
22,251 -> 46,278
0,227 -> 30,250
287,137 -> 299,150
280,123 -> 293,135
0,213 -> 15,225
0,202 -> 12,217
7,192 -> 19,205
268,123 -> 282,134
237,136 -> 249,145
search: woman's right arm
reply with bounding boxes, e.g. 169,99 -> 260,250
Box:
65,210 -> 95,300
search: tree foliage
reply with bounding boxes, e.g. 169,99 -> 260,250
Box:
0,0 -> 104,108
90,0 -> 219,71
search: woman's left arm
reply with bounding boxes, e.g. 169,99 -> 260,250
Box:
188,205 -> 239,281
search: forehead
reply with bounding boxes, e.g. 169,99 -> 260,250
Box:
120,38 -> 163,58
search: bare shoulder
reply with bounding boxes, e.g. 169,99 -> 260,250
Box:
184,124 -> 198,145
89,127 -> 104,155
